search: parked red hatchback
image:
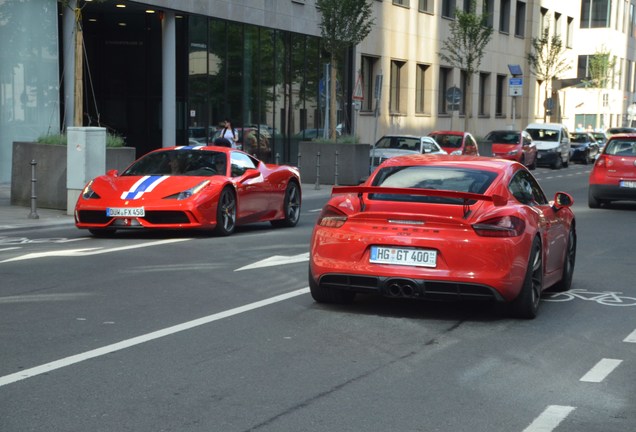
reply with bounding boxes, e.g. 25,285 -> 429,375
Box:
428,130 -> 479,156
485,129 -> 537,169
588,134 -> 636,208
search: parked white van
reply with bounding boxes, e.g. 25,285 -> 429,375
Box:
524,123 -> 570,169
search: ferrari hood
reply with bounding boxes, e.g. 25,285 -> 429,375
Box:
89,174 -> 225,201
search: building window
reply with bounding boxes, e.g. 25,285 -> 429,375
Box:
577,55 -> 591,80
540,7 -> 549,31
496,74 -> 506,117
566,17 -> 574,47
415,64 -> 431,114
442,0 -> 455,18
554,12 -> 562,37
483,0 -> 494,27
499,0 -> 510,33
581,0 -> 611,28
361,55 -> 379,112
439,67 -> 453,114
515,1 -> 526,37
418,0 -> 433,13
390,60 -> 406,114
479,72 -> 490,116
393,0 -> 409,6
463,0 -> 472,12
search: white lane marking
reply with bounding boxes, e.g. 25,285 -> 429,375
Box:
308,209 -> 322,213
580,358 -> 623,383
0,287 -> 310,388
522,405 -> 576,432
0,247 -> 21,252
624,329 -> 636,343
235,252 -> 309,271
0,293 -> 94,304
0,239 -> 191,263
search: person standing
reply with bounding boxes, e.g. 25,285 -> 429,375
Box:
220,118 -> 239,149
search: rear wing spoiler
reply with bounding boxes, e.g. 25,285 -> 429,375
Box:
331,186 -> 507,207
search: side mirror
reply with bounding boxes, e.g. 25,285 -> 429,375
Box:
552,192 -> 574,210
241,168 -> 261,181
106,169 -> 119,177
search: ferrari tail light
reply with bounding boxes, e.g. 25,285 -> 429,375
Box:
472,216 -> 525,237
317,205 -> 348,228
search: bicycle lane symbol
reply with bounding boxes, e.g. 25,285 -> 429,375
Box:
542,289 -> 636,306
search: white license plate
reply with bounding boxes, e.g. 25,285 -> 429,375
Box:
619,180 -> 636,188
107,207 -> 145,217
370,246 -> 437,268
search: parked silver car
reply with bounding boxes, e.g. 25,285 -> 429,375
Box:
370,135 -> 446,172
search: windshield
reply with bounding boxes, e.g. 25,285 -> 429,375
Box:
122,150 -> 227,176
374,136 -> 420,151
485,131 -> 520,144
370,165 -> 497,204
428,133 -> 462,148
526,128 -> 559,142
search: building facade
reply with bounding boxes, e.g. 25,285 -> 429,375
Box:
1,0 -> 635,185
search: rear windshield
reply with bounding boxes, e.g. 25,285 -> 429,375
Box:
484,131 -> 520,144
605,140 -> 636,156
571,134 -> 592,143
370,166 -> 498,204
526,128 -> 559,142
374,136 -> 420,151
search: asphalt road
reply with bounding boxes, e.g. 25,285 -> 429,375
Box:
1,163 -> 635,432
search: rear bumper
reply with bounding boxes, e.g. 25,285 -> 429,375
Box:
589,183 -> 636,201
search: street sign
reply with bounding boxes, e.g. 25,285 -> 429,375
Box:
509,77 -> 523,96
353,73 -> 364,101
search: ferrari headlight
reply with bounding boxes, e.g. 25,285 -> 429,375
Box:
81,181 -> 100,199
165,180 -> 210,200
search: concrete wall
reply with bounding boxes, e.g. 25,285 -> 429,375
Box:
11,143 -> 135,210
298,141 -> 370,186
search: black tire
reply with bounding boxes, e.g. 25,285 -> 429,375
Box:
588,189 -> 600,208
528,157 -> 537,170
88,228 -> 116,237
551,156 -> 562,170
271,180 -> 301,228
551,227 -> 576,292
213,187 -> 236,236
510,237 -> 542,319
309,268 -> 355,304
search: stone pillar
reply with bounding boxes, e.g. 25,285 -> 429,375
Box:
67,127 -> 106,215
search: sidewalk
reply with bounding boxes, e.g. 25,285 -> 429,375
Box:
0,182 -> 332,232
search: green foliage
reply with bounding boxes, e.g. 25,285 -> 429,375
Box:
527,26 -> 571,82
36,132 -> 125,148
316,0 -> 375,54
585,46 -> 616,89
438,2 -> 493,74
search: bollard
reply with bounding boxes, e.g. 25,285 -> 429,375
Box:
297,153 -> 302,171
28,160 -> 39,219
275,152 -> 280,165
334,150 -> 339,186
314,151 -> 321,190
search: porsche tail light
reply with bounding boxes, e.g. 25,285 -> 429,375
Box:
317,205 -> 348,228
472,216 -> 525,237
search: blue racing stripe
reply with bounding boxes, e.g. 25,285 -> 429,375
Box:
122,175 -> 165,200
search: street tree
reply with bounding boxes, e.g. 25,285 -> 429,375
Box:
584,46 -> 617,130
316,0 -> 374,140
527,25 -> 572,122
438,1 -> 493,133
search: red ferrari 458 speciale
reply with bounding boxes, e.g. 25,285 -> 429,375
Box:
75,145 -> 301,236
309,155 -> 576,319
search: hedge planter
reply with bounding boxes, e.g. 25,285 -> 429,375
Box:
11,142 -> 135,210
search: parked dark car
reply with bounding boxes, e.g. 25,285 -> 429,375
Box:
570,132 -> 600,164
605,127 -> 636,138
